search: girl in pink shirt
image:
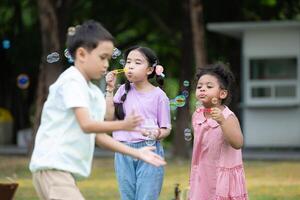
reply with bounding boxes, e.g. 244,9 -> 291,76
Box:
189,63 -> 248,200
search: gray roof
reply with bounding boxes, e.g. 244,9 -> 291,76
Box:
207,21 -> 300,39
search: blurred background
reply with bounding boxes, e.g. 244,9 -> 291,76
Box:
1,0 -> 300,199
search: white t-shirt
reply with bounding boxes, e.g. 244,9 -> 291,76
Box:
29,66 -> 106,180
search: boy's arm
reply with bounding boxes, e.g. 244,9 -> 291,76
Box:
74,107 -> 142,133
95,133 -> 166,167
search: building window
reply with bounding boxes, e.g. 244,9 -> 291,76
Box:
250,58 -> 297,80
247,57 -> 299,106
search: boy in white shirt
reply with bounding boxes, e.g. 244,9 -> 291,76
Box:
29,20 -> 166,200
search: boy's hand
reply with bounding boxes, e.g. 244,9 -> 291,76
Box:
137,146 -> 166,167
123,111 -> 143,131
210,107 -> 225,125
105,71 -> 117,89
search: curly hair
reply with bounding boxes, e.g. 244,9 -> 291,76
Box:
195,62 -> 235,105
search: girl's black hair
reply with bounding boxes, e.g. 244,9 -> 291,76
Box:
195,62 -> 235,105
114,46 -> 164,120
66,19 -> 114,60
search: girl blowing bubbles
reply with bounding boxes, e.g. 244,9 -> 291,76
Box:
105,46 -> 171,200
189,63 -> 248,200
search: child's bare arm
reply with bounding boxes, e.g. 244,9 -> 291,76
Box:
74,107 -> 142,133
105,89 -> 115,120
211,108 -> 243,149
157,128 -> 171,140
104,71 -> 116,120
219,115 -> 243,149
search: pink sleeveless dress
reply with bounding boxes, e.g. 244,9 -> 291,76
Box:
189,106 -> 248,200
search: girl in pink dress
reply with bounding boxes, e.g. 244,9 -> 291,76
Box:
189,63 -> 248,200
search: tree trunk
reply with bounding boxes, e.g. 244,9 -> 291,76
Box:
30,0 -> 65,154
190,0 -> 207,68
172,0 -> 194,159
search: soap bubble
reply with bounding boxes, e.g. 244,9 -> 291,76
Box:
47,52 -> 60,63
2,39 -> 10,49
175,95 -> 186,107
195,101 -> 202,108
170,99 -> 177,111
145,132 -> 156,146
112,48 -> 121,59
17,74 -> 30,89
119,58 -> 125,66
211,97 -> 218,105
184,128 -> 192,141
182,90 -> 189,97
64,49 -> 74,63
183,80 -> 190,87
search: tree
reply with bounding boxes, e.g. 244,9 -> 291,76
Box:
31,0 -> 73,153
190,0 -> 207,68
172,0 -> 195,158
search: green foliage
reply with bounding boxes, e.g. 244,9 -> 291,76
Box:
164,78 -> 179,99
260,0 -> 277,7
2,0 -> 300,145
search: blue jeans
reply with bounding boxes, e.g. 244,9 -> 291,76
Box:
114,141 -> 164,200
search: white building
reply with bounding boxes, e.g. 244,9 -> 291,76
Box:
207,21 -> 300,148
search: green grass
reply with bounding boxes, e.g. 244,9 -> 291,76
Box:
1,156 -> 300,200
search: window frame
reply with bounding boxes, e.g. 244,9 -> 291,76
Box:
245,56 -> 300,107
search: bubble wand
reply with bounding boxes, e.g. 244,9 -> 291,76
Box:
112,68 -> 125,74
196,97 -> 218,113
112,67 -> 128,75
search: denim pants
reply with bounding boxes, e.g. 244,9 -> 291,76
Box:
114,141 -> 164,200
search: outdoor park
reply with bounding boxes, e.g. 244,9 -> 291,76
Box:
1,156 -> 300,199
1,0 -> 300,199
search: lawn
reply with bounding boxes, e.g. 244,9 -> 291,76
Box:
1,156 -> 300,200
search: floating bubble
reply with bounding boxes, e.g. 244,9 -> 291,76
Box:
182,90 -> 189,97
64,48 -> 70,58
184,128 -> 192,141
112,48 -> 121,59
183,80 -> 190,87
142,119 -> 157,146
170,99 -> 177,111
2,39 -> 10,49
67,26 -> 76,36
47,52 -> 60,63
211,97 -> 218,105
145,132 -> 156,146
67,57 -> 74,63
119,58 -> 125,66
175,95 -> 186,107
64,49 -> 74,63
16,74 -> 30,89
195,101 -> 202,108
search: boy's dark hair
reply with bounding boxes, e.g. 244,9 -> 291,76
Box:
195,62 -> 235,105
114,46 -> 164,120
66,20 -> 114,60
